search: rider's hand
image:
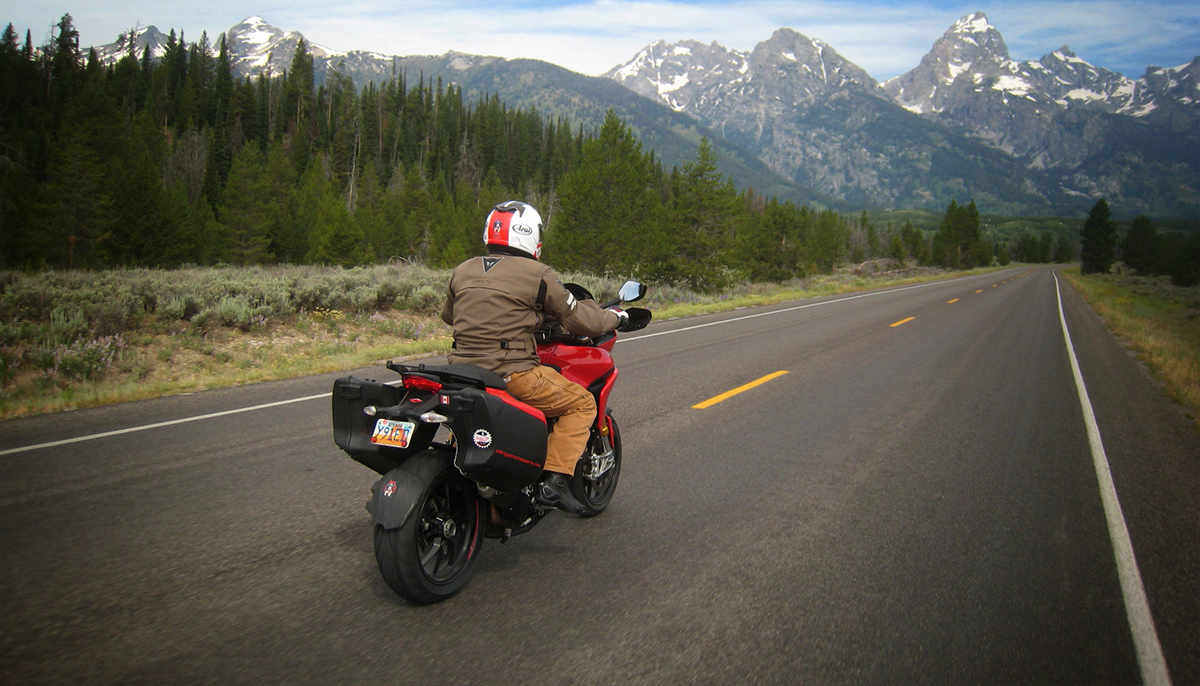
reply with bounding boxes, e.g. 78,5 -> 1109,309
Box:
613,308 -> 631,331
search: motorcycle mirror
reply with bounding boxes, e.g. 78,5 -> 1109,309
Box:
618,280 -> 646,303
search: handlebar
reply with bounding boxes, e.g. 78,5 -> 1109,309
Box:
534,280 -> 651,346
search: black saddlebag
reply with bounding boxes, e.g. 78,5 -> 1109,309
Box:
332,376 -> 434,474
450,387 -> 548,492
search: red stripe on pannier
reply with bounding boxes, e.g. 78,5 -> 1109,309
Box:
486,388 -> 546,423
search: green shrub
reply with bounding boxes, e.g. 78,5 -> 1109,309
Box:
214,297 -> 254,330
87,299 -> 138,336
53,335 -> 126,380
160,296 -> 201,321
405,285 -> 443,313
190,308 -> 217,331
374,282 -> 400,310
48,307 -> 89,344
0,346 -> 18,386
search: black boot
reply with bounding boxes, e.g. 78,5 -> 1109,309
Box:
536,472 -> 588,515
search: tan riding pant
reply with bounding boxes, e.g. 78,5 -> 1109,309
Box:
504,365 -> 595,476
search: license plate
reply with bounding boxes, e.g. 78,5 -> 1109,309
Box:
371,418 -> 415,448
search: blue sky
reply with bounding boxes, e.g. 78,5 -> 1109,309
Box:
9,0 -> 1199,80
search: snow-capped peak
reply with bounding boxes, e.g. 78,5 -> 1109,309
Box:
952,11 -> 993,35
604,38 -> 748,111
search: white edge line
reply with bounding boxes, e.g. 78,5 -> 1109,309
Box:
1054,271 -> 1172,686
0,393 -> 332,456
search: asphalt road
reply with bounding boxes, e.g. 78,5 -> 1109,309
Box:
1,266 -> 1197,685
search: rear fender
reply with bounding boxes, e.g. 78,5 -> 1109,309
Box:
367,450 -> 453,530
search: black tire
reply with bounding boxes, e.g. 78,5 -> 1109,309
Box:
570,411 -> 622,516
373,450 -> 484,604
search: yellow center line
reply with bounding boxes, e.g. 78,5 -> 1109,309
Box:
975,289 -> 983,293
693,371 -> 789,409
890,316 -> 915,328
947,298 -> 960,304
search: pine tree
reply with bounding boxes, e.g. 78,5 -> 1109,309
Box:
30,134 -> 113,269
1053,234 -> 1074,264
301,157 -> 368,266
219,144 -> 273,264
551,110 -> 659,275
887,233 -> 906,261
261,144 -> 303,262
734,196 -> 808,281
1164,232 -> 1200,287
808,209 -> 848,273
668,137 -> 740,291
1120,215 -> 1159,274
46,14 -> 83,130
1080,198 -> 1118,274
104,110 -> 169,265
932,199 -> 984,268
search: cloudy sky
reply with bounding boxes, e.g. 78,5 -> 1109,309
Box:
10,0 -> 1200,80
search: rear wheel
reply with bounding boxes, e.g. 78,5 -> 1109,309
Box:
570,411 -> 622,516
374,451 -> 484,604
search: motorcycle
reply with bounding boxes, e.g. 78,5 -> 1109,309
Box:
331,280 -> 652,603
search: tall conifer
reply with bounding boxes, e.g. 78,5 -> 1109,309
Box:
1080,198 -> 1117,274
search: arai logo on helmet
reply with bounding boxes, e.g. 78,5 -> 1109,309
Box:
511,224 -> 534,236
473,429 -> 493,449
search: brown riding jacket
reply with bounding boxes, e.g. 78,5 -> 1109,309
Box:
441,250 -> 620,378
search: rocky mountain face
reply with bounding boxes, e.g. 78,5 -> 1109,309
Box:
608,12 -> 1200,217
881,13 -> 1196,164
92,14 -> 1199,217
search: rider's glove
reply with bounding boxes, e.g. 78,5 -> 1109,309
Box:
613,308 -> 631,331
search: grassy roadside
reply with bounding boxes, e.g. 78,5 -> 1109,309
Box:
1061,267 -> 1200,429
0,261 -> 1005,420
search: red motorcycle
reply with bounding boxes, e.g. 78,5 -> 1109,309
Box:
332,281 -> 651,603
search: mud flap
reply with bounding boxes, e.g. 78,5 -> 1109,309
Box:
368,468 -> 426,530
366,451 -> 452,530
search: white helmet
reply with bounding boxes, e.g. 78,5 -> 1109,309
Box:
484,201 -> 543,259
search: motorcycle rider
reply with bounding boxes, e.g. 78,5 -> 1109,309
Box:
441,200 -> 629,515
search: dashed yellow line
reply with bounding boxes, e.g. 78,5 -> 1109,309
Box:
693,371 -> 790,409
890,317 -> 916,328
947,298 -> 960,304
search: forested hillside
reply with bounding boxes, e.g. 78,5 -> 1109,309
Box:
0,15 -> 588,271
0,14 -> 855,291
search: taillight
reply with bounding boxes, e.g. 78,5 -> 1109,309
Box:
402,375 -> 443,392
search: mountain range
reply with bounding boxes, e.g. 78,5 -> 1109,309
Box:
95,14 -> 1200,218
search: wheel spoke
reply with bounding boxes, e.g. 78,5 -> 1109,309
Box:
439,537 -> 458,574
420,538 -> 443,570
417,482 -> 474,580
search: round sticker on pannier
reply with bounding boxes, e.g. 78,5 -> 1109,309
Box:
473,429 -> 493,449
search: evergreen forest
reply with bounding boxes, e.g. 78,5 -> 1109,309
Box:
3,14 -> 1196,291
0,14 -> 852,291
